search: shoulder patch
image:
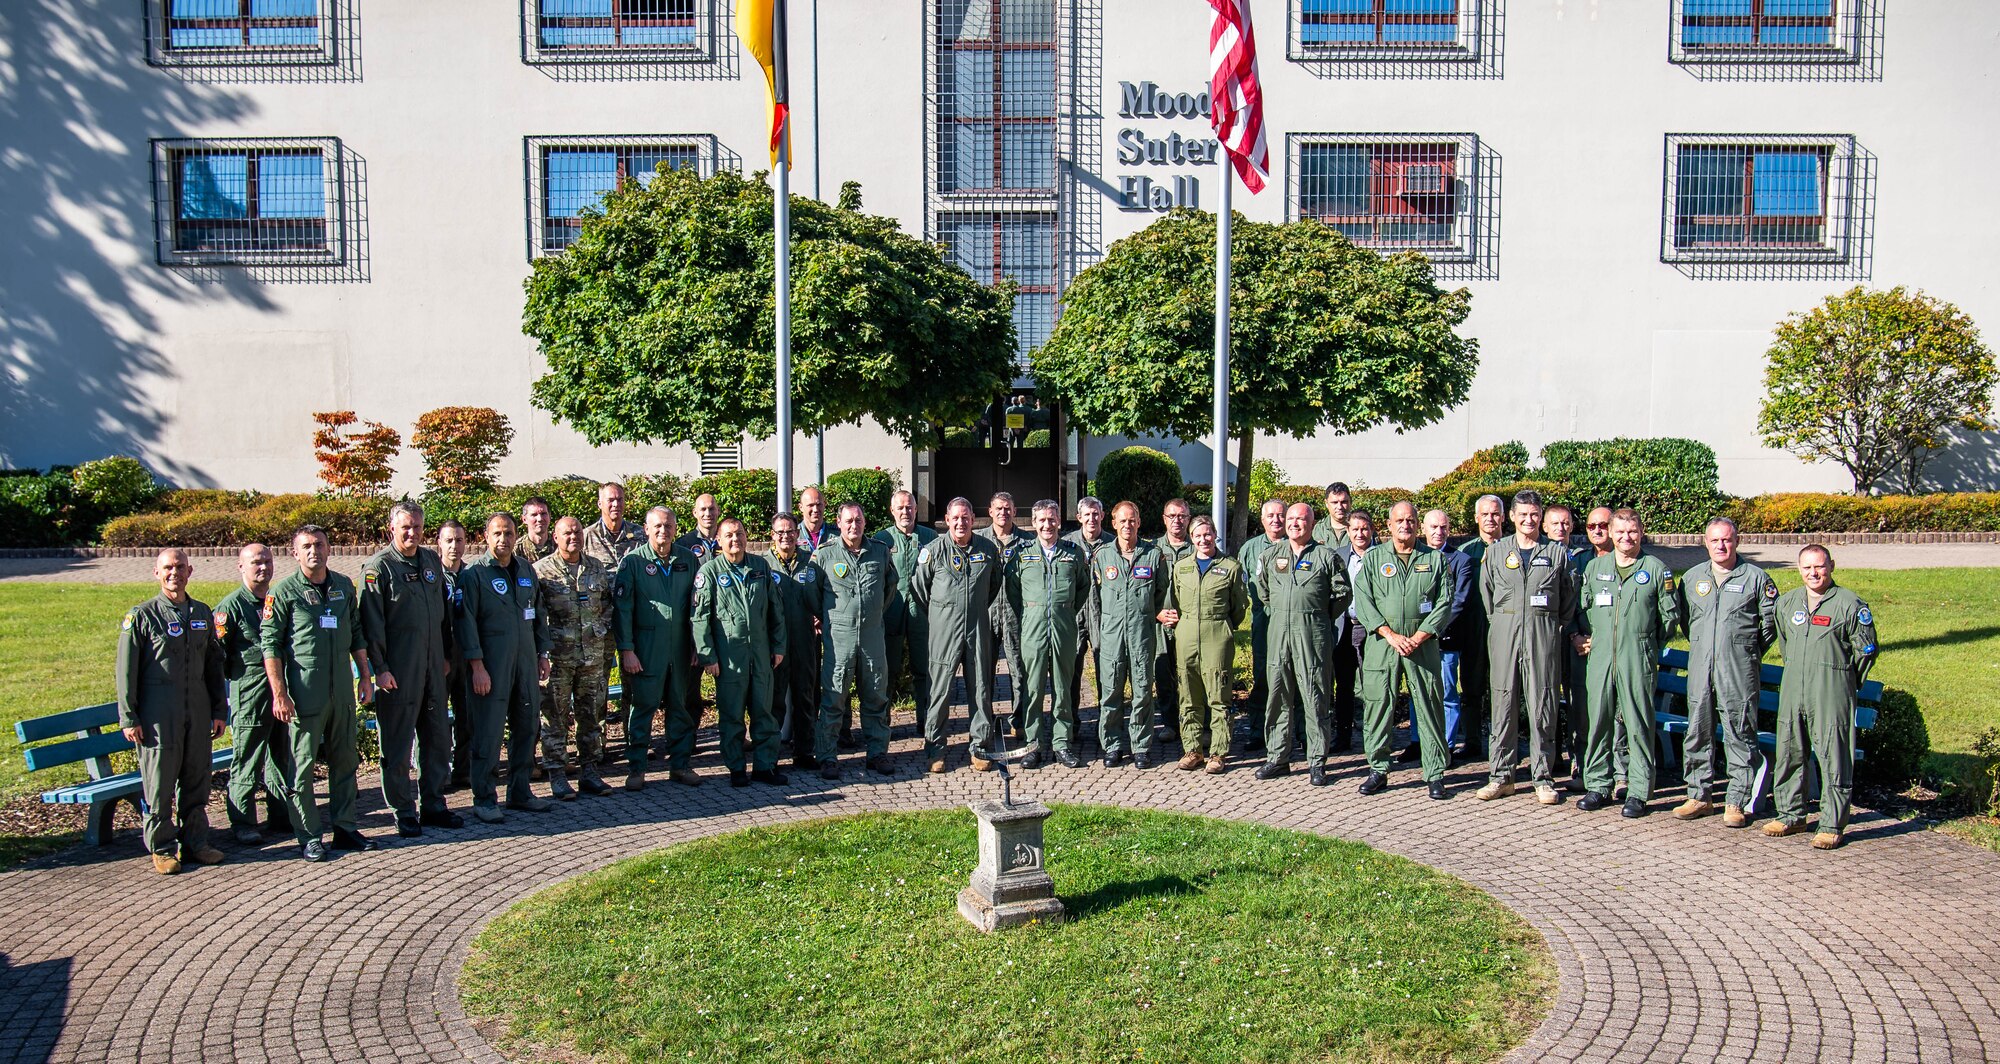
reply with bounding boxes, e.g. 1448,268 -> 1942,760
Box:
917,545 -> 932,566
1857,605 -> 1873,626
121,608 -> 137,632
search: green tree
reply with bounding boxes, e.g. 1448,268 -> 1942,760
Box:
1758,286 -> 1995,493
1033,209 -> 1479,542
524,167 -> 1016,451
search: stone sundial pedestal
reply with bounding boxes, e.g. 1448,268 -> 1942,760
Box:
957,798 -> 1066,932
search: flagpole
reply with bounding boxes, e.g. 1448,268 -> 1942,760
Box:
1211,170 -> 1231,550
773,0 -> 794,518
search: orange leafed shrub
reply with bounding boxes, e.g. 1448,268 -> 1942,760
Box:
312,411 -> 401,497
412,406 -> 515,493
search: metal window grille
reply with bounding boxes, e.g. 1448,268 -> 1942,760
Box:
524,135 -> 720,259
934,0 -> 1061,196
936,212 -> 1061,361
699,442 -> 742,474
523,0 -> 714,64
145,0 -> 343,69
150,137 -> 346,266
1290,0 -> 1487,64
1670,0 -> 1852,62
1662,134 -> 1856,263
1287,134 -> 1480,263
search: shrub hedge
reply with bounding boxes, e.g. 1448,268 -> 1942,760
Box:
1729,492 -> 2000,533
102,494 -> 391,547
824,467 -> 901,530
0,457 -> 162,546
1022,428 -> 1052,449
692,469 -> 778,525
1415,442 -> 1531,523
1093,447 -> 1183,532
1860,687 -> 1930,792
1538,438 -> 1724,535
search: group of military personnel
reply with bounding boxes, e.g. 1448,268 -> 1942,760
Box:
115,479 -> 1879,872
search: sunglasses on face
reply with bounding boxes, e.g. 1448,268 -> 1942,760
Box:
1586,523 -> 1608,530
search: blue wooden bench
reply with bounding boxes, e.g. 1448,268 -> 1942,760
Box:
15,702 -> 234,847
1652,648 -> 1881,813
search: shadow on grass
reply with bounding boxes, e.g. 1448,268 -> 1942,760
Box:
1060,873 -> 1200,920
0,833 -> 81,873
1883,625 -> 2000,654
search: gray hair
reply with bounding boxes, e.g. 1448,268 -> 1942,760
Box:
646,506 -> 676,523
1031,498 -> 1062,520
1077,495 -> 1104,515
945,496 -> 974,515
1475,493 -> 1505,511
989,491 -> 1015,507
1705,516 -> 1739,536
387,499 -> 425,528
837,501 -> 866,521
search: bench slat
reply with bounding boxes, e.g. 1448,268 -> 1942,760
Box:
1657,647 -> 1690,671
38,749 -> 233,805
24,731 -> 132,772
15,702 -> 120,744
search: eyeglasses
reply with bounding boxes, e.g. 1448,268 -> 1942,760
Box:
1586,522 -> 1609,530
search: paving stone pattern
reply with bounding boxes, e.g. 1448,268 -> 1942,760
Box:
2,689 -> 1998,1063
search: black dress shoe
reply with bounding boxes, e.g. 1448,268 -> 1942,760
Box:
1132,754 -> 1152,770
1428,780 -> 1448,801
1057,750 -> 1082,769
752,768 -> 789,785
1577,791 -> 1611,812
330,828 -> 376,852
419,809 -> 465,829
1308,763 -> 1328,786
819,761 -> 842,781
1253,761 -> 1290,780
301,839 -> 327,862
1622,797 -> 1648,818
396,817 -> 423,839
1021,750 -> 1043,770
867,755 -> 896,776
795,754 -> 820,770
578,776 -> 612,796
729,770 -> 752,788
1397,744 -> 1422,764
1357,771 -> 1389,796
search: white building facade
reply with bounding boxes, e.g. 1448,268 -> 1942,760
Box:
3,0 -> 1996,500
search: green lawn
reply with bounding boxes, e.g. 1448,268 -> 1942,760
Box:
460,807 -> 1553,1063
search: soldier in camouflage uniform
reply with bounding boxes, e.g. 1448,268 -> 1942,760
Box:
535,516 -> 616,799
583,481 -> 643,763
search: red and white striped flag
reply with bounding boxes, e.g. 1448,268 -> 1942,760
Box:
1207,0 -> 1269,193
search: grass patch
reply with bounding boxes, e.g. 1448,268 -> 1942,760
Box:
461,807 -> 1552,1063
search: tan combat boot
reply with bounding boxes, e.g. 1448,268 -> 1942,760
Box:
928,757 -> 948,774
1673,799 -> 1716,821
1475,780 -> 1515,801
1811,832 -> 1844,850
150,854 -> 181,875
970,756 -> 993,772
1204,756 -> 1226,774
1177,751 -> 1205,771
1535,783 -> 1560,806
1760,820 -> 1804,837
1721,805 -> 1748,828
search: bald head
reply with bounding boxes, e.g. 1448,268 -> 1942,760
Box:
155,548 -> 191,601
1285,502 -> 1316,546
237,542 -> 274,593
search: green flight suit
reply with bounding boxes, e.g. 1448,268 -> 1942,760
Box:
360,545 -> 453,820
1577,552 -> 1682,801
1238,533 -> 1287,729
910,534 -> 1003,759
1772,586 -> 1877,835
692,553 -> 786,772
984,524 -> 1032,717
613,544 -> 698,771
261,570 -> 366,842
454,554 -> 551,809
1091,539 -> 1170,758
1561,548 -> 1591,783
1254,540 -> 1352,766
1481,536 -> 1578,787
1060,529 -> 1113,717
533,551 -> 614,778
874,524 -> 937,712
674,532 -> 721,750
811,537 -> 894,760
1167,552 -> 1247,758
1352,544 -> 1456,781
117,593 -> 226,857
1006,537 -> 1091,755
1678,560 -> 1779,807
215,584 -> 290,831
766,548 -> 824,765
1153,537 -> 1195,729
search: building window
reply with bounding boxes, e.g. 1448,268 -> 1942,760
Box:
1299,0 -> 1462,50
937,213 -> 1060,360
1675,0 -> 1836,54
935,0 -> 1060,196
534,0 -> 698,51
1288,134 -> 1479,262
525,135 -> 719,258
1663,134 -> 1857,263
146,0 -> 342,68
151,138 -> 343,265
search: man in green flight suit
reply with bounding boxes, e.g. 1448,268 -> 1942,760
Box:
615,507 -> 699,788
1254,502 -> 1352,785
215,542 -> 290,845
1475,490 -> 1577,806
1236,498 -> 1288,753
1765,544 -> 1878,850
1007,499 -> 1091,769
360,500 -> 460,837
533,515 -> 616,800
263,525 -> 377,861
1061,497 -> 1112,729
1676,516 -> 1778,826
1161,514 -> 1246,774
984,493 -> 1031,736
1310,482 -> 1353,548
693,517 -> 788,786
1351,501 -> 1456,799
1091,501 -> 1171,768
1576,507 -> 1682,818
766,512 -> 823,771
911,497 -> 1003,773
118,548 -> 228,874
875,489 -> 937,715
811,502 -> 896,779
1153,497 -> 1196,735
454,513 -> 554,823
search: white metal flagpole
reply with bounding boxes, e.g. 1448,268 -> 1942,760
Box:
775,127 -> 793,516
1211,169 -> 1232,549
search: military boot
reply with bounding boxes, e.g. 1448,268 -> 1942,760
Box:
550,769 -> 577,801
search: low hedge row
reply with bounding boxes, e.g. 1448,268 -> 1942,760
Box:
1729,492 -> 2000,533
102,494 -> 391,547
0,457 -> 163,547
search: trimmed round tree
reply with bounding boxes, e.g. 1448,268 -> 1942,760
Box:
1033,209 -> 1479,543
524,170 -> 1017,454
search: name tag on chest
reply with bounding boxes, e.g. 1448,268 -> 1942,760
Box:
1593,591 -> 1614,608
524,607 -> 538,620
318,613 -> 340,629
1529,594 -> 1549,607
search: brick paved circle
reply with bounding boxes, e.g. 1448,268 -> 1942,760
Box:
3,703 -> 1998,1063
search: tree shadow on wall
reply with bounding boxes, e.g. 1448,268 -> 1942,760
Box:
0,2 -> 278,482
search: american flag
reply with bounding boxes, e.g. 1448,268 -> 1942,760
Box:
1207,0 -> 1269,193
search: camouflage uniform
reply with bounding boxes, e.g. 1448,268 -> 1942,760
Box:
534,551 -> 615,782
